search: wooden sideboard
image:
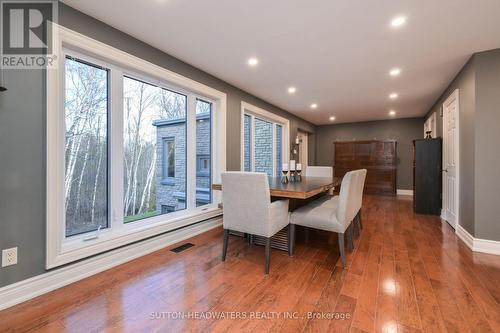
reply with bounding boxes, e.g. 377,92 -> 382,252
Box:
334,140 -> 397,195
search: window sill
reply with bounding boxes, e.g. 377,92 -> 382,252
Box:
160,178 -> 176,186
48,206 -> 222,269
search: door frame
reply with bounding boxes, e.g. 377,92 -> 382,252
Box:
441,89 -> 460,229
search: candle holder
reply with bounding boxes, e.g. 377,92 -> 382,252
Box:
296,169 -> 302,182
289,170 -> 296,182
281,170 -> 289,183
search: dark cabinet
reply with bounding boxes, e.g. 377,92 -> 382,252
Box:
334,140 -> 397,195
413,139 -> 442,215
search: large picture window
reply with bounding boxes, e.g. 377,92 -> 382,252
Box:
241,102 -> 289,177
47,28 -> 226,268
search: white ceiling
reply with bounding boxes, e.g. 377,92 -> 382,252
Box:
62,0 -> 500,125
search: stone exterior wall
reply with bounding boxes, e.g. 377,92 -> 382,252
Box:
253,119 -> 273,176
244,115 -> 251,171
243,116 -> 283,176
153,113 -> 211,214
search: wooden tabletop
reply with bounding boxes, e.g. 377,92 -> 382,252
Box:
212,176 -> 341,199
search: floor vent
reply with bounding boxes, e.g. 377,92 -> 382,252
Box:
170,243 -> 195,253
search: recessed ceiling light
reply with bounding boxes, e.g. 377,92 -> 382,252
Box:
389,93 -> 398,99
247,57 -> 259,66
389,110 -> 396,116
389,68 -> 401,77
288,86 -> 297,94
329,116 -> 336,121
391,16 -> 407,28
310,103 -> 318,109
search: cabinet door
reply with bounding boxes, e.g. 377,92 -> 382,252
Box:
334,142 -> 355,167
354,142 -> 373,167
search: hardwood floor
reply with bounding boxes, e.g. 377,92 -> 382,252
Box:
1,195 -> 500,333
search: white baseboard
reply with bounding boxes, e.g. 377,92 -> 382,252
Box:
0,218 -> 222,311
397,189 -> 414,196
455,224 -> 500,256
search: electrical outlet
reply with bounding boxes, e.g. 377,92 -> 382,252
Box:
2,247 -> 18,267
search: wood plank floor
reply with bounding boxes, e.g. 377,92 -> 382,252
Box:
1,195 -> 500,333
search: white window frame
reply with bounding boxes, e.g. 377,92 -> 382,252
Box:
240,102 -> 289,174
47,26 -> 226,268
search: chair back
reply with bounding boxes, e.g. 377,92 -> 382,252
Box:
305,166 -> 333,178
221,172 -> 271,236
356,169 -> 367,211
336,170 -> 359,227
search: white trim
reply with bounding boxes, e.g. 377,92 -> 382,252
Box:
455,224 -> 500,256
240,102 -> 290,173
1,218 -> 222,311
46,26 -> 227,268
397,189 -> 414,196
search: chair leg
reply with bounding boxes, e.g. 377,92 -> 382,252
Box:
222,229 -> 229,261
265,237 -> 271,274
358,209 -> 363,230
348,224 -> 354,250
288,224 -> 295,256
353,212 -> 360,237
338,233 -> 347,269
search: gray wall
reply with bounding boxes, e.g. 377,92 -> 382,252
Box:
315,118 -> 424,190
0,69 -> 47,288
474,49 -> 500,241
425,48 -> 500,241
425,57 -> 476,236
0,4 -> 316,288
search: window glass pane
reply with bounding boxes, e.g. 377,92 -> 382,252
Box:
276,124 -> 283,177
254,118 -> 274,176
123,77 -> 187,223
243,114 -> 252,172
162,138 -> 175,178
64,57 -> 109,237
196,99 -> 212,207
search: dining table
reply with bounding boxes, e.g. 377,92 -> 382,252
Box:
212,176 -> 342,251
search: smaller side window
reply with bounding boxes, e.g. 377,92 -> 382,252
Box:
162,138 -> 175,182
197,154 -> 210,177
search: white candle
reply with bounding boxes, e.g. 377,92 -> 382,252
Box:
295,136 -> 300,144
297,163 -> 302,171
290,160 -> 296,171
282,163 -> 288,172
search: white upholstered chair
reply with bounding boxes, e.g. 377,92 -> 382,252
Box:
305,166 -> 334,194
321,169 -> 367,234
289,170 -> 359,268
221,172 -> 290,274
305,166 -> 333,178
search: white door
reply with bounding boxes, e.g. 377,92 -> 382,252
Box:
442,90 -> 459,228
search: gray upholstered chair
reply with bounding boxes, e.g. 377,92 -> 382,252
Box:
321,169 -> 367,234
289,170 -> 358,268
305,166 -> 334,194
305,166 -> 333,178
221,172 -> 290,274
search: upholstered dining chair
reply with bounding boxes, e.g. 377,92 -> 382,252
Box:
305,166 -> 333,178
221,172 -> 290,274
321,169 -> 367,235
305,166 -> 334,195
289,170 -> 358,268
